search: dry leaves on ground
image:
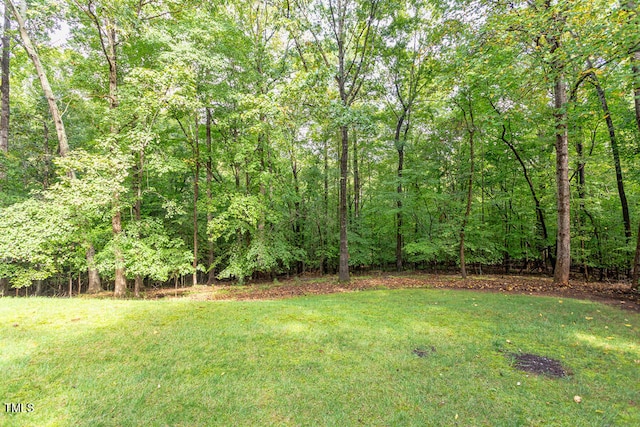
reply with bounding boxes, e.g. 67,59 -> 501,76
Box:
147,273 -> 639,312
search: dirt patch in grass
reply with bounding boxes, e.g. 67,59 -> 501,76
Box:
508,353 -> 569,378
413,346 -> 436,357
144,272 -> 639,311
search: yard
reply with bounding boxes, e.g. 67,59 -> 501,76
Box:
1,287 -> 638,426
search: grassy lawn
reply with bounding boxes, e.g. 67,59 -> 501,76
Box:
1,289 -> 638,426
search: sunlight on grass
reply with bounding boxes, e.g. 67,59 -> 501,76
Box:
574,332 -> 640,357
1,290 -> 638,426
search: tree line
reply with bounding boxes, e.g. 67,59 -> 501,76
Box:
0,0 -> 639,297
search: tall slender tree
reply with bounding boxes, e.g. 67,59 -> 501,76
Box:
72,0 -> 127,296
456,93 -> 476,279
0,1 -> 7,296
293,0 -> 381,282
9,0 -> 69,157
0,0 -> 9,165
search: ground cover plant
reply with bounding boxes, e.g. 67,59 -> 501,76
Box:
1,289 -> 638,426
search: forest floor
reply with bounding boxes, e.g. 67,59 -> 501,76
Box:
147,273 -> 640,312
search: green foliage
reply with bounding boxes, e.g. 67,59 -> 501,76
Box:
96,218 -> 193,282
0,196 -> 75,287
1,0 -> 638,292
209,193 -> 305,282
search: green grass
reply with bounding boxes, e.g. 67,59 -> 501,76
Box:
1,289 -> 638,426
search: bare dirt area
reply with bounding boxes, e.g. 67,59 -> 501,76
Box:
145,273 -> 639,312
507,353 -> 570,378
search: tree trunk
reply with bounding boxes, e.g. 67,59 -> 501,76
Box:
205,108 -> 216,285
553,76 -> 571,285
324,139 -> 329,218
576,133 -> 589,280
590,72 -> 631,241
0,0 -> 9,181
111,199 -> 125,299
290,146 -> 303,274
632,221 -> 640,290
112,196 -> 127,297
339,125 -> 349,282
43,122 -> 52,189
459,99 -> 475,279
353,130 -> 360,221
396,146 -> 404,272
498,126 -> 550,264
110,62 -> 125,297
460,131 -> 474,279
106,24 -> 118,110
631,49 -> 640,288
86,244 -> 102,293
8,0 -> 69,156
394,113 -> 406,272
320,138 -> 329,274
133,151 -> 143,297
192,116 -> 200,287
102,21 -> 126,297
632,49 -> 640,133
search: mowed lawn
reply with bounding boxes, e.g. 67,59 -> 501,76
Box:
1,289 -> 638,426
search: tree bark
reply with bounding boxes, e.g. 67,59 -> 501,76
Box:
42,122 -> 52,189
632,221 -> 640,289
553,76 -> 571,285
589,70 -> 631,241
192,116 -> 200,287
103,18 -> 126,297
321,138 -> 329,274
353,130 -> 360,221
338,124 -> 349,282
205,108 -> 216,285
459,102 -> 475,280
394,113 -> 406,271
86,244 -> 102,293
0,0 -> 10,179
112,196 -> 127,297
133,151 -> 143,297
288,136 -> 303,274
632,47 -> 640,133
631,50 -> 640,288
8,0 -> 69,156
576,133 -> 588,280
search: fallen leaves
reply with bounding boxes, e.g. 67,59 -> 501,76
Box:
143,273 -> 640,311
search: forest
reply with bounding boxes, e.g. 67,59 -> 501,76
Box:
0,0 -> 639,297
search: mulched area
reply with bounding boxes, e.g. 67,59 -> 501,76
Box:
508,353 -> 570,378
146,272 -> 639,312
